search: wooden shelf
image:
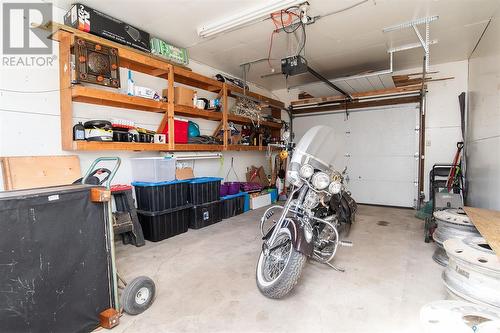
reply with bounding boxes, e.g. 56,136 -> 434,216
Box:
227,85 -> 284,109
54,27 -> 283,153
73,141 -> 225,152
72,86 -> 167,113
227,145 -> 261,151
174,105 -> 222,121
227,114 -> 281,129
174,144 -> 224,151
173,67 -> 223,93
73,141 -> 170,151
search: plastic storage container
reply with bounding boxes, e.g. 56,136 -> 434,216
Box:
137,204 -> 191,242
162,118 -> 189,143
132,179 -> 189,211
189,200 -> 222,229
188,177 -> 222,205
225,182 -> 240,195
221,192 -> 246,219
131,157 -> 176,183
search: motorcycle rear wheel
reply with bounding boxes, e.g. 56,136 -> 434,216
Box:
256,227 -> 306,299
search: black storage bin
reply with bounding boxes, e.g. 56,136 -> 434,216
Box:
222,194 -> 245,219
132,180 -> 189,211
189,200 -> 222,229
137,204 -> 191,242
188,177 -> 222,205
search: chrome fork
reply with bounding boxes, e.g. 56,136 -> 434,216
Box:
265,186 -> 302,248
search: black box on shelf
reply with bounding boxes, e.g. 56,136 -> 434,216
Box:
137,205 -> 191,242
188,177 -> 222,205
132,180 -> 189,212
64,3 -> 150,53
189,200 -> 222,229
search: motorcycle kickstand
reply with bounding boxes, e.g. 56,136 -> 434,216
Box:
325,261 -> 345,272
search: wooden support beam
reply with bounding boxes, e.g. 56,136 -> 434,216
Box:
291,85 -> 423,107
58,31 -> 73,150
157,64 -> 175,150
222,84 -> 228,150
291,96 -> 421,115
167,65 -> 175,150
298,92 -> 315,99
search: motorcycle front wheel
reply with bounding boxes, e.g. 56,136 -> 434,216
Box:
256,227 -> 307,299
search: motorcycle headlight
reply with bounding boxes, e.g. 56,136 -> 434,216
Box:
287,170 -> 303,187
303,190 -> 320,209
299,164 -> 314,178
329,181 -> 342,194
311,172 -> 330,190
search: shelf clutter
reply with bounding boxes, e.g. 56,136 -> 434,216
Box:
50,20 -> 284,152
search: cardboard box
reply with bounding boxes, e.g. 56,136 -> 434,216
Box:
162,87 -> 195,106
176,167 -> 194,180
250,193 -> 271,210
246,166 -> 270,187
64,3 -> 150,53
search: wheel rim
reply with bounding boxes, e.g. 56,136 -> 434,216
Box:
261,230 -> 292,283
135,287 -> 150,305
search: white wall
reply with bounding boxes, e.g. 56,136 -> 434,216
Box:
273,60 -> 469,201
467,14 -> 500,210
0,5 -> 278,189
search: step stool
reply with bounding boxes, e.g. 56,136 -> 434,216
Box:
111,185 -> 145,247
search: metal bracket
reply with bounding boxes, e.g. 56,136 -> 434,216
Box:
383,16 -> 438,72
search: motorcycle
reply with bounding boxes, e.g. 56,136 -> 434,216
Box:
256,125 -> 357,299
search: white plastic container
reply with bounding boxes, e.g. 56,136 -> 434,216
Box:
131,157 -> 176,183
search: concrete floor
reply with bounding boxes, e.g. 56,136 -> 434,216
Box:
114,204 -> 447,333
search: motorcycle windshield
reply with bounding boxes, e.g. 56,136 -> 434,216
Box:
291,126 -> 337,171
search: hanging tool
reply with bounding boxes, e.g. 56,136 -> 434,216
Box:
447,142 -> 464,191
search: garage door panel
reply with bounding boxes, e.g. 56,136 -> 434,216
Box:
347,179 -> 416,207
347,135 -> 416,156
347,155 -> 416,182
292,104 -> 418,207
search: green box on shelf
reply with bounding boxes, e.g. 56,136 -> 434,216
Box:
150,37 -> 189,66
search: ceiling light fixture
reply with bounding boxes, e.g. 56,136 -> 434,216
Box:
197,0 -> 305,38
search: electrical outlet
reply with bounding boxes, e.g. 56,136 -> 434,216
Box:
426,140 -> 431,147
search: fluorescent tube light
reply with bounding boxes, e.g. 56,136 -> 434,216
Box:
197,0 -> 304,38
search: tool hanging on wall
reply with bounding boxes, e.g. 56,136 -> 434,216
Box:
447,141 -> 464,192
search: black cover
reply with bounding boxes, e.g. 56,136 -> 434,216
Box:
189,201 -> 222,229
137,205 -> 191,242
0,185 -> 113,333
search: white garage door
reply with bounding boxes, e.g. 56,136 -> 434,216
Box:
293,104 -> 419,208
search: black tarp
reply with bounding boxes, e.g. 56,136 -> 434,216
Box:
0,185 -> 113,333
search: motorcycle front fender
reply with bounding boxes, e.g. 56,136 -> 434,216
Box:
263,219 -> 314,257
